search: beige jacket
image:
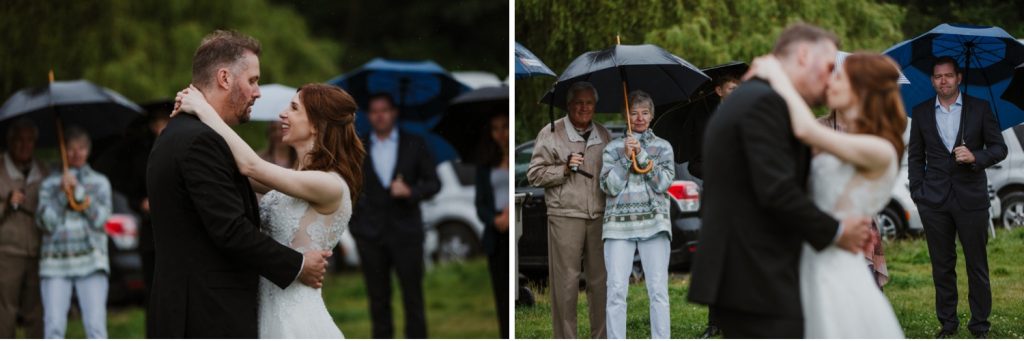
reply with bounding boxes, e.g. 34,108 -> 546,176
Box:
0,153 -> 48,257
527,117 -> 611,219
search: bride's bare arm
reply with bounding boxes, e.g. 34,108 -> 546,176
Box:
250,178 -> 271,195
748,56 -> 895,175
175,86 -> 343,213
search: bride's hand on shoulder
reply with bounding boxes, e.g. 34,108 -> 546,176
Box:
172,85 -> 215,119
744,55 -> 787,85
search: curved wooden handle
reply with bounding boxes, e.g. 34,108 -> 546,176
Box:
630,150 -> 654,174
64,187 -> 91,212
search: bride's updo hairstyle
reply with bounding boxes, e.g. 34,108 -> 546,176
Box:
844,53 -> 909,160
296,83 -> 366,202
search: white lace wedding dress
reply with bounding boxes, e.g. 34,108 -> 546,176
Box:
257,173 -> 350,339
801,153 -> 904,338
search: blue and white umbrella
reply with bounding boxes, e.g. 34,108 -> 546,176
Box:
884,23 -> 1024,130
515,42 -> 556,79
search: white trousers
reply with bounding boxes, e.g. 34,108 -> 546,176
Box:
604,235 -> 671,339
41,272 -> 108,339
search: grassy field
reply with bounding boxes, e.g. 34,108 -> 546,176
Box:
22,258 -> 500,339
516,228 -> 1024,338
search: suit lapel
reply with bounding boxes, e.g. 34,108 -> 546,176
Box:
391,132 -> 408,183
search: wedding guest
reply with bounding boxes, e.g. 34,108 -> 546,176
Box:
599,90 -> 674,339
0,119 -> 48,338
475,113 -> 509,339
909,56 -> 1006,339
36,127 -> 112,339
258,120 -> 296,168
527,81 -> 610,338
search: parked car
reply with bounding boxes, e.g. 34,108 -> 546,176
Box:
986,123 -> 1024,229
105,191 -> 145,305
335,160 -> 486,267
514,135 -> 702,280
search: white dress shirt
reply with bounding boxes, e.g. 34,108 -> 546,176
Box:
935,92 -> 963,152
371,128 -> 400,188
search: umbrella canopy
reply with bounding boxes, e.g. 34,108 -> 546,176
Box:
1003,63 -> 1024,111
434,85 -> 508,163
884,23 -> 1024,130
540,44 -> 710,114
328,58 -> 469,122
0,79 -> 144,147
515,42 -> 556,79
250,83 -> 297,122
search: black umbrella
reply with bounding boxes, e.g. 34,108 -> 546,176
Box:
1004,63 -> 1024,111
434,85 -> 508,163
0,73 -> 144,211
540,42 -> 710,173
0,78 -> 144,148
649,61 -> 748,164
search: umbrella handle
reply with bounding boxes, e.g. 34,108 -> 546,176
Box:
55,119 -> 91,212
621,78 -> 654,174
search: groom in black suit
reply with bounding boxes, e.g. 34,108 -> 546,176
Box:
687,24 -> 873,338
147,30 -> 329,338
909,56 -> 1007,339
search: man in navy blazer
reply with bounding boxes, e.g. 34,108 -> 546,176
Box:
908,56 -> 1007,339
350,93 -> 440,339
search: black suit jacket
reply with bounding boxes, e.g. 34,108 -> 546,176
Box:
687,79 -> 839,319
146,116 -> 302,338
350,130 -> 440,242
908,94 -> 1007,211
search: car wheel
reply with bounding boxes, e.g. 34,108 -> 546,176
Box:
876,207 -> 906,241
433,222 -> 482,262
516,285 -> 535,307
1001,192 -> 1024,230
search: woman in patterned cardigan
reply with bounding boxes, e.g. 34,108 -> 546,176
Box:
599,90 -> 675,339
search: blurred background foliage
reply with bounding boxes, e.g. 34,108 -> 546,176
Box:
515,0 -> 1024,143
0,0 -> 508,104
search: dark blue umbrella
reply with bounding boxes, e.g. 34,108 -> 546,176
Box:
515,42 -> 556,79
328,58 -> 469,122
1003,63 -> 1024,111
884,23 -> 1024,131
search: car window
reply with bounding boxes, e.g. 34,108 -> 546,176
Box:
452,161 -> 477,187
1013,124 -> 1024,150
515,143 -> 534,187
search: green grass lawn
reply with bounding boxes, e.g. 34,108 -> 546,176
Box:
22,258 -> 500,338
516,228 -> 1024,338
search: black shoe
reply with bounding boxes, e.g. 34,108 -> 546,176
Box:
972,331 -> 988,339
936,329 -> 957,339
700,325 -> 721,339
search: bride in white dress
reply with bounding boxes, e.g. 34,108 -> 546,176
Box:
176,83 -> 366,338
749,52 -> 907,338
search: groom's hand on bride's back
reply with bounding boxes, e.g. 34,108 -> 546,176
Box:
836,216 -> 872,254
299,250 -> 332,288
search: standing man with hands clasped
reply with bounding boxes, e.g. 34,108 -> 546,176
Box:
909,56 -> 1007,339
527,81 -> 611,339
351,92 -> 440,339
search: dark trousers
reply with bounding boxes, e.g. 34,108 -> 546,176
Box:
0,254 -> 43,338
356,237 -> 427,339
706,305 -> 719,327
487,233 -> 509,339
141,249 -> 155,338
715,305 -> 802,339
920,194 -> 991,333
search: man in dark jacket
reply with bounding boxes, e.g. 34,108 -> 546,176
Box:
908,56 -> 1007,339
351,93 -> 440,339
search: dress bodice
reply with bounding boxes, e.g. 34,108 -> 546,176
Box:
808,152 -> 898,221
258,173 -> 352,254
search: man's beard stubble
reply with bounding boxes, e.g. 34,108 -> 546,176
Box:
229,84 -> 253,124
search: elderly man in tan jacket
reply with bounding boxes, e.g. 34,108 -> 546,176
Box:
527,81 -> 611,339
0,119 -> 48,338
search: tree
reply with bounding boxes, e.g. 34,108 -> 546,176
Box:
514,0 -> 906,144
